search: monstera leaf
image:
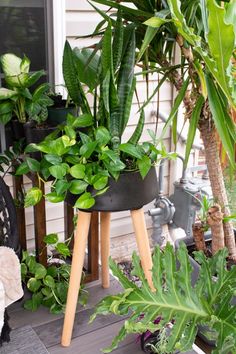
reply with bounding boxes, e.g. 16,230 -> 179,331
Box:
90,243 -> 236,353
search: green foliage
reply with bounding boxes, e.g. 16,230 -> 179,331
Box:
16,13 -> 175,209
0,53 -> 53,124
17,114 -> 172,208
63,41 -> 91,114
91,0 -> 236,168
91,242 -> 236,353
21,234 -> 87,314
0,140 -> 25,177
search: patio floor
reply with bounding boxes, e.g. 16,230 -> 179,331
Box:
8,278 -> 212,354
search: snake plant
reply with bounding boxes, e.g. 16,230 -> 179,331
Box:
62,12 -> 144,151
91,242 -> 236,353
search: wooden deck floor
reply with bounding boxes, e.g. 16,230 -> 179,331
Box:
8,278 -> 212,354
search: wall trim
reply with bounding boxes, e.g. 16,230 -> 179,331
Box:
52,0 -> 66,96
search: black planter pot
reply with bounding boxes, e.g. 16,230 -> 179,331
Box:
48,101 -> 77,125
4,120 -> 25,149
24,121 -> 57,145
67,166 -> 158,212
24,121 -> 57,160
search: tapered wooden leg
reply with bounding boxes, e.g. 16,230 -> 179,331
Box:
61,211 -> 91,347
100,212 -> 111,288
130,208 -> 155,291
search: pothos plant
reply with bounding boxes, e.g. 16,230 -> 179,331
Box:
21,233 -> 87,314
15,16 -> 176,209
91,242 -> 236,354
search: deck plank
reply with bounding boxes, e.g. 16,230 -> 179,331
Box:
34,307 -> 126,348
8,277 -> 211,354
9,279 -> 122,329
49,320 -> 141,354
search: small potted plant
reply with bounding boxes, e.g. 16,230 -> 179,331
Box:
0,53 -> 54,146
47,91 -> 78,125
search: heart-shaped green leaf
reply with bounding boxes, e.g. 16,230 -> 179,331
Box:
49,164 -> 68,179
69,179 -> 88,194
45,192 -> 65,203
55,243 -> 71,257
70,164 -> 85,179
26,157 -> 40,172
35,264 -> 47,280
24,187 -> 43,207
27,278 -> 41,293
74,192 -> 95,209
44,233 -> 59,245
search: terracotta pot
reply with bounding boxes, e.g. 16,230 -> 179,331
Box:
67,166 -> 158,212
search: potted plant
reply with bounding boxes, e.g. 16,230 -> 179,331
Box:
16,18 -> 175,210
47,92 -> 78,125
0,53 -> 54,146
90,242 -> 236,353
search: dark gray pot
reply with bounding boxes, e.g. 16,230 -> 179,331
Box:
48,101 -> 77,125
66,166 -> 158,212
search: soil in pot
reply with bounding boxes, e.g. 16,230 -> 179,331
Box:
66,166 -> 158,212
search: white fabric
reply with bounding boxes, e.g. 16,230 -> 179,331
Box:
0,281 -> 5,336
0,246 -> 24,335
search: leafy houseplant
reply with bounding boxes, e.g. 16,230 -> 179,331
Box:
0,53 -> 53,125
91,242 -> 236,353
21,233 -> 87,314
16,17 -> 175,210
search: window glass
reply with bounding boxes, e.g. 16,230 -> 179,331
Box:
0,0 -> 48,75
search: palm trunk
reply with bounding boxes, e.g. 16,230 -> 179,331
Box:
192,221 -> 207,253
207,204 -> 224,255
199,117 -> 236,257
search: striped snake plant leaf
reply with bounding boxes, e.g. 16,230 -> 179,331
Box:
112,8 -> 124,72
120,76 -> 136,137
128,108 -> 145,145
91,242 -> 236,353
117,27 -> 136,136
62,41 -> 91,114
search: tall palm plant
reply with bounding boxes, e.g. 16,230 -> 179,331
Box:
90,0 -> 236,258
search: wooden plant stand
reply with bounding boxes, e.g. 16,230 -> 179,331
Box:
12,174 -> 99,283
61,208 -> 154,347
